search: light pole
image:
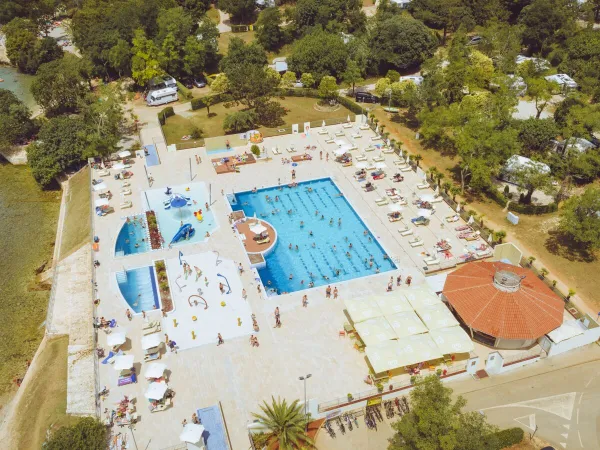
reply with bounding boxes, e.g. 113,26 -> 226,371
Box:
299,374 -> 312,432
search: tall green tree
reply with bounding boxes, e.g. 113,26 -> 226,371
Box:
517,118 -> 559,156
525,78 -> 557,119
131,29 -> 164,86
252,397 -> 313,450
518,0 -> 577,54
256,7 -> 284,51
318,76 -> 339,102
342,59 -> 364,95
293,0 -> 365,33
409,0 -> 473,44
288,29 -> 348,82
43,417 -> 107,450
0,89 -> 36,150
218,0 -> 257,24
508,160 -> 555,203
559,187 -> 600,250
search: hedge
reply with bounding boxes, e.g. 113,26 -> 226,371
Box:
486,187 -> 558,215
493,427 -> 524,449
157,106 -> 175,125
177,82 -> 193,100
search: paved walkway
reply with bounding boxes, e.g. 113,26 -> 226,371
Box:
218,10 -> 232,33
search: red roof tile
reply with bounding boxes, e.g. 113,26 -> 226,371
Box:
442,261 -> 564,340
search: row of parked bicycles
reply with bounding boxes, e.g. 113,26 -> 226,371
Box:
323,396 -> 410,438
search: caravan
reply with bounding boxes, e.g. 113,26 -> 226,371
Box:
146,88 -> 178,106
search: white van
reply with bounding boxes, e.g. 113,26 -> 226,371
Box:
146,87 -> 178,106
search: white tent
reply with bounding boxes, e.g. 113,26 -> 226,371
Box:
354,317 -> 397,346
144,362 -> 167,379
375,294 -> 412,315
344,298 -> 383,323
95,198 -> 109,207
429,326 -> 474,354
180,423 -> 206,444
93,182 -> 108,192
416,304 -> 459,330
141,333 -> 163,350
113,354 -> 134,371
547,320 -> 585,343
374,162 -> 387,169
118,150 -> 132,158
402,286 -> 442,310
112,162 -> 126,170
355,162 -> 367,169
335,148 -> 348,156
366,334 -> 443,374
249,223 -> 267,235
388,204 -> 403,213
107,331 -> 127,347
144,381 -> 168,400
386,311 -> 428,338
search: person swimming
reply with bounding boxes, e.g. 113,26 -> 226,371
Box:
309,231 -> 313,237
300,221 -> 304,227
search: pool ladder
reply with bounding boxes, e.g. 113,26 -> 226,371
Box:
116,271 -> 127,284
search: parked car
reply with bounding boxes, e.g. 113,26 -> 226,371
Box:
411,216 -> 430,226
293,80 -> 304,88
355,92 -> 380,103
193,76 -> 207,88
467,36 -> 482,45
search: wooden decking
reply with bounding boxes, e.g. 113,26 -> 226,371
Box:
236,219 -> 276,253
212,152 -> 257,174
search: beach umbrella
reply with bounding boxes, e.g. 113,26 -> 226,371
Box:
113,354 -> 134,371
144,362 -> 167,379
144,381 -> 168,400
388,204 -> 403,212
113,162 -> 125,170
141,333 -> 162,350
456,203 -> 461,213
355,162 -> 367,169
399,149 -> 403,157
180,424 -> 206,444
335,148 -> 347,156
322,120 -> 326,128
249,222 -> 267,235
347,114 -> 351,122
107,331 -> 127,347
93,182 -> 108,192
468,215 -> 474,224
434,186 -> 439,194
417,209 -> 433,217
374,162 -> 387,169
95,198 -> 109,207
420,194 -> 436,202
375,124 -> 379,133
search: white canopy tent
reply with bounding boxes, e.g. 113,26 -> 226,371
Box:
416,304 -> 460,330
402,287 -> 442,310
112,162 -> 126,170
144,362 -> 167,379
249,223 -> 267,235
144,381 -> 168,400
113,354 -> 134,371
141,333 -> 163,350
106,331 -> 127,347
95,198 -> 110,208
180,424 -> 206,450
375,294 -> 413,315
386,311 -> 428,338
344,298 -> 383,323
354,317 -> 397,346
366,334 -> 443,374
118,150 -> 132,158
93,182 -> 108,192
429,326 -> 474,354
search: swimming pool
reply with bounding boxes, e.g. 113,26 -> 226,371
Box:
115,215 -> 149,256
116,266 -> 160,313
231,178 -> 396,294
144,183 -> 217,247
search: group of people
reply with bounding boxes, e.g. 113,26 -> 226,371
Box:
325,285 -> 339,299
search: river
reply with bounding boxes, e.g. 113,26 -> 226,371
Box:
0,66 -> 36,109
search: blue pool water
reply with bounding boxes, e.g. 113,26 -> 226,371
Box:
115,215 -> 149,256
231,178 -> 396,294
196,405 -> 228,450
144,144 -> 160,167
116,266 -> 160,314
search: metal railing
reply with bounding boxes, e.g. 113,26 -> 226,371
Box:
501,347 -> 545,367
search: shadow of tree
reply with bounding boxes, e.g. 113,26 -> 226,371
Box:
544,230 -> 597,263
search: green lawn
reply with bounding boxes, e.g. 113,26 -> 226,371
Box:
218,31 -> 256,55
59,166 -> 91,260
0,164 -> 60,398
207,6 -> 220,24
162,96 -> 356,145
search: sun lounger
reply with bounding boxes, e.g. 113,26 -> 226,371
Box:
371,136 -> 382,141
388,215 -> 403,222
365,162 -> 376,170
424,256 -> 440,266
318,128 -> 329,135
343,122 -> 353,129
386,188 -> 398,196
335,130 -> 345,137
351,133 -> 362,139
399,227 -> 413,236
325,137 -> 335,144
394,160 -> 407,166
383,147 -> 395,154
286,147 -> 296,153
144,351 -> 161,362
120,201 -> 132,209
143,322 -> 161,335
359,124 -> 370,130
121,181 -> 131,188
143,320 -> 160,330
120,188 -> 132,195
150,398 -> 172,413
397,198 -> 407,206
416,183 -> 429,189
372,154 -> 385,162
464,234 -> 481,241
348,144 -> 359,151
431,196 -> 443,203
445,214 -> 460,223
118,372 -> 137,386
477,248 -> 492,257
409,238 -> 424,247
355,154 -> 367,161
375,197 -> 389,205
98,169 -> 110,177
364,146 -> 375,152
400,166 -> 412,172
272,147 -> 281,155
455,225 -> 472,231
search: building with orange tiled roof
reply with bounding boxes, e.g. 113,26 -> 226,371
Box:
441,261 -> 564,349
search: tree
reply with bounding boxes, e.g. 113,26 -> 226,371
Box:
223,110 -> 257,132
31,54 -> 88,117
183,36 -> 207,77
517,118 -> 558,156
374,77 -> 392,97
210,73 -> 230,94
288,29 -> 348,83
409,0 -> 473,44
369,15 -> 438,73
518,0 -> 577,54
389,376 -> 500,450
252,396 -> 313,449
108,39 -> 132,78
466,50 -> 494,88
559,187 -> 600,249
176,0 -> 211,21
478,21 -> 523,74
197,19 -> 220,70
300,73 -> 315,88
526,78 -> 557,119
0,89 -> 36,150
256,7 -> 284,51
342,59 -> 364,95
293,0 -> 365,33
508,160 -> 555,203
318,76 -> 339,103
43,417 -> 107,450
131,29 -> 164,87
4,18 -> 63,74
218,0 -> 257,24
280,71 -> 297,88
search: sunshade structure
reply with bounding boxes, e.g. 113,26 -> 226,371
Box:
429,326 -> 474,354
118,150 -> 131,158
144,362 -> 167,379
354,317 -> 397,346
107,331 -> 127,347
374,162 -> 387,169
141,333 -> 163,350
144,381 -> 168,400
95,198 -> 109,208
249,222 -> 267,235
366,334 -> 443,374
416,304 -> 460,330
344,298 -> 383,324
335,148 -> 348,156
93,182 -> 108,192
113,354 -> 134,371
113,162 -> 126,170
443,261 -> 564,347
375,294 -> 413,315
180,423 -> 206,444
402,286 -> 442,310
386,311 -> 428,338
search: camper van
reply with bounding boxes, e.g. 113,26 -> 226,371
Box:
146,88 -> 178,106
149,75 -> 178,91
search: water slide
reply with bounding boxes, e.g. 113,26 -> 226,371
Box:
217,273 -> 231,294
171,223 -> 195,245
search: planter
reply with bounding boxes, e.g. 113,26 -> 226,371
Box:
146,210 -> 162,250
154,259 -> 173,312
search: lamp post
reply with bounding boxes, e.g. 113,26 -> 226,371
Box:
299,374 -> 312,432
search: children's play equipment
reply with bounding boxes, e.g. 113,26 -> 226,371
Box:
249,130 -> 263,144
171,224 -> 195,244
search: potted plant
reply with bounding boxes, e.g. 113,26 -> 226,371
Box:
540,267 -> 549,279
527,256 -> 536,267
376,383 -> 384,392
436,368 -> 443,377
410,375 -> 417,385
347,393 -> 353,402
566,289 -> 576,301
250,144 -> 261,157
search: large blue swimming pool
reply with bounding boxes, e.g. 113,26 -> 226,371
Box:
115,215 -> 149,256
116,266 -> 160,314
231,178 -> 396,294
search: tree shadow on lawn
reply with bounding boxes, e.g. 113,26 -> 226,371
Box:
545,230 -> 597,263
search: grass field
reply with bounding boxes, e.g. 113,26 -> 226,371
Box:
217,31 -> 256,55
162,96 -> 355,145
207,6 -> 220,24
0,164 -> 60,399
59,167 -> 91,260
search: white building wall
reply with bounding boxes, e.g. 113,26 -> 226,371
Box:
544,327 -> 600,357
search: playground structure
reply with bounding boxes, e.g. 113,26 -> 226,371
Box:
217,273 -> 231,294
249,130 -> 263,144
188,295 -> 208,309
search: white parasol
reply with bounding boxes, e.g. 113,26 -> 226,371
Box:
374,162 -> 387,169
456,203 -> 461,213
375,124 -> 379,133
95,198 -> 109,207
347,115 -> 351,122
112,162 -> 126,170
144,362 -> 167,379
141,333 -> 162,350
322,120 -> 326,128
180,424 -> 206,444
113,354 -> 134,371
335,148 -> 347,156
250,222 -> 267,235
144,381 -> 168,400
93,182 -> 108,192
417,209 -> 433,217
355,162 -> 367,169
468,215 -> 475,224
118,150 -> 131,158
420,194 -> 436,202
107,331 -> 127,347
388,204 -> 403,212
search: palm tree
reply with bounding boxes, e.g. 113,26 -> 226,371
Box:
494,230 -> 507,243
442,181 -> 452,194
414,154 -> 423,167
252,397 -> 313,450
449,186 -> 461,202
427,166 -> 438,181
435,172 -> 445,187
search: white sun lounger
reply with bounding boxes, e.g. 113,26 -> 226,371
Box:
287,147 -> 296,153
343,122 -> 353,129
431,196 -> 443,203
355,154 -> 367,161
364,146 -> 375,152
359,124 -> 370,130
98,169 -> 110,177
477,249 -> 492,258
424,256 -> 440,265
365,162 -> 376,170
348,144 -> 359,151
416,183 -> 429,189
318,128 -> 329,135
121,181 -> 131,188
375,197 -> 389,205
372,154 -> 385,162
383,147 -> 395,154
335,130 -> 345,137
371,136 -> 382,141
394,160 -> 407,167
120,201 -> 133,209
398,227 -> 413,236
272,147 -> 281,155
397,198 -> 408,206
409,238 -> 424,247
325,137 -> 335,144
400,166 -> 412,172
351,133 -> 362,139
120,188 -> 132,195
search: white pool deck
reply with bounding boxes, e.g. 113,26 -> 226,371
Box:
92,120 -> 496,449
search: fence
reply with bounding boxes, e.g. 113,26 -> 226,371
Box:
501,346 -> 545,367
260,116 -> 354,139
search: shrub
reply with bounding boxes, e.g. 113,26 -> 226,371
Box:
250,144 -> 261,156
157,106 -> 175,125
43,417 -> 107,450
223,110 -> 257,133
491,427 -> 524,448
190,126 -> 203,139
190,93 -> 229,110
177,82 -> 193,100
159,281 -> 170,292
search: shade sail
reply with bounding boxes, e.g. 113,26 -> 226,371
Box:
180,424 -> 205,444
113,354 -> 134,371
375,294 -> 413,315
249,223 -> 267,235
344,298 -> 383,323
144,381 -> 168,400
141,333 -> 162,350
366,334 -> 443,373
402,286 -> 442,310
429,326 -> 474,354
354,317 -> 397,346
107,331 -> 127,347
416,304 -> 460,330
144,362 -> 167,379
386,311 -> 428,338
